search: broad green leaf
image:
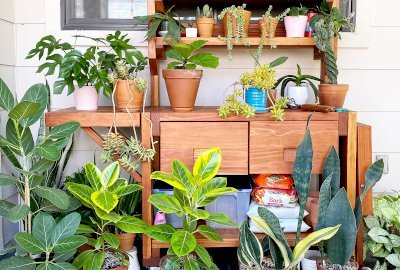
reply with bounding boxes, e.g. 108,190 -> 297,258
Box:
31,159 -> 54,173
387,254 -> 400,267
84,162 -> 103,191
151,171 -> 186,191
171,230 -> 196,256
115,216 -> 149,233
76,224 -> 95,235
193,147 -> 222,183
101,162 -> 119,187
148,194 -> 183,215
0,173 -> 18,186
14,232 -> 45,253
84,251 -> 104,270
91,191 -> 118,213
196,225 -> 222,241
316,175 -> 332,230
54,249 -> 77,262
0,78 -> 15,111
6,119 -> 34,155
0,199 -> 15,217
364,216 -> 380,230
93,206 -> 122,222
73,250 -> 94,269
8,101 -> 40,121
171,159 -> 193,189
64,182 -> 94,207
389,234 -> 400,247
185,207 -> 209,220
322,146 -> 340,197
50,212 -> 81,245
184,258 -> 200,270
367,241 -> 383,253
103,232 -> 120,249
37,145 -> 61,161
269,56 -> 288,68
165,256 -> 181,270
188,53 -> 219,68
47,122 -> 80,140
194,244 -> 212,268
33,212 -> 56,249
6,204 -> 30,222
239,221 -> 263,267
0,246 -> 16,256
145,224 -> 176,242
35,186 -> 70,210
194,177 -> 227,207
45,262 -> 76,270
207,213 -> 237,227
108,178 -> 128,192
54,235 -> 87,253
368,227 -> 390,244
114,184 -> 142,197
0,256 -> 35,270
20,83 -> 48,127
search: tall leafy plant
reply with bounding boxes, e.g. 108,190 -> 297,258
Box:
145,148 -> 237,269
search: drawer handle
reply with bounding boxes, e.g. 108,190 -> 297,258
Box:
283,148 -> 296,162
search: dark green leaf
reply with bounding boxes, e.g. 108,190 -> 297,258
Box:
54,235 -> 88,253
323,146 -> 341,198
8,101 -> 40,121
0,173 -> 18,186
35,186 -> 70,210
33,212 -> 56,249
37,145 -> 61,161
0,78 -> 15,111
0,256 -> 35,270
50,212 -> 81,245
6,204 -> 30,222
48,122 -> 80,140
14,232 -> 45,253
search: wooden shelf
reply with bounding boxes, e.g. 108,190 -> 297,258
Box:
156,37 -> 315,47
152,228 -> 312,248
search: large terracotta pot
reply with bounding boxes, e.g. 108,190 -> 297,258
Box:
196,18 -> 215,37
258,17 -> 279,37
115,80 -> 144,112
162,69 -> 203,112
318,84 -> 349,108
116,233 -> 136,252
74,86 -> 99,111
223,10 -> 252,37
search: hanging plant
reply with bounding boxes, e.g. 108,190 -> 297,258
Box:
218,87 -> 256,118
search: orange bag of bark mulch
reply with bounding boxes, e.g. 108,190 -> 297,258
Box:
253,174 -> 294,190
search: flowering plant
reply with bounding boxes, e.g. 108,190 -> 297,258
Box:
240,64 -> 277,91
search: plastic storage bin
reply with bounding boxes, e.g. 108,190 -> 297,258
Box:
205,175 -> 252,228
153,181 -> 183,228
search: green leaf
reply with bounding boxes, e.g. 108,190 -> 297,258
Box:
35,186 -> 70,210
37,145 -> 61,161
73,250 -> 94,269
145,224 -> 176,242
364,216 -> 381,230
102,233 -> 120,249
14,232 -> 45,253
323,146 -> 341,198
101,162 -> 120,187
196,225 -> 223,241
195,177 -> 227,207
389,234 -> 400,247
50,212 -> 81,246
361,159 -> 384,200
20,83 -> 48,127
46,262 -> 76,270
368,227 -> 390,244
114,184 -> 142,197
185,207 -> 209,220
207,213 -> 237,227
151,171 -> 186,191
387,254 -> 400,267
194,244 -> 212,268
91,191 -> 118,213
148,194 -> 183,215
0,199 -> 15,217
31,159 -> 54,173
54,235 -> 87,253
0,173 -> 18,186
184,258 -> 200,270
115,216 -> 149,233
171,230 -> 197,256
0,78 -> 15,111
33,212 -> 56,249
6,119 -> 34,155
76,224 -> 95,235
193,147 -> 222,183
316,175 -> 332,230
239,221 -> 263,267
188,53 -> 219,68
84,162 -> 103,191
171,159 -> 193,190
269,56 -> 288,68
65,182 -> 94,207
0,256 -> 35,270
6,204 -> 30,222
8,101 -> 40,121
48,122 -> 80,140
84,251 -> 104,270
165,256 -> 181,270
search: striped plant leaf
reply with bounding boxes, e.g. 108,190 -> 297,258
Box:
193,147 -> 222,183
101,162 -> 119,188
322,147 -> 340,198
91,191 -> 118,213
65,182 -> 94,208
196,225 -> 222,241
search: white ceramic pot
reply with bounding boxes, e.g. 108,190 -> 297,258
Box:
287,86 -> 309,105
284,16 -> 308,37
74,85 -> 99,110
127,247 -> 141,270
186,28 -> 198,37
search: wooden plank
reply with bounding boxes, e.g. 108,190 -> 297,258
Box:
250,121 -> 339,174
346,112 -> 357,209
45,107 -> 140,127
154,0 -> 164,13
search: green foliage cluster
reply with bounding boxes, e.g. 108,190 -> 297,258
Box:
288,5 -> 308,16
196,5 -> 213,19
218,89 -> 256,119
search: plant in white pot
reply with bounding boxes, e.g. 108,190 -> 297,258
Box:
163,40 -> 219,111
284,6 -> 308,37
276,64 -> 322,105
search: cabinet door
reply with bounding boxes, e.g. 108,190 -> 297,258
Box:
250,121 -> 338,174
160,122 -> 248,175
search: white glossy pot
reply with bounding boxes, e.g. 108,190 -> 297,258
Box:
74,86 -> 99,110
287,86 -> 309,105
186,28 -> 198,37
284,16 -> 308,37
127,247 -> 141,270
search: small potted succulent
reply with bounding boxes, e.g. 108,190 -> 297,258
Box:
284,5 -> 308,37
162,40 -> 219,111
275,64 -> 322,105
185,22 -> 198,37
196,4 -> 215,38
310,0 -> 354,108
218,4 -> 251,60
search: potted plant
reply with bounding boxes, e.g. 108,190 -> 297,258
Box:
135,6 -> 183,41
275,64 -> 322,105
145,148 -> 238,269
196,4 -> 215,38
284,5 -> 308,37
310,0 -> 354,108
66,162 -> 148,270
239,57 -> 287,113
162,40 -> 219,112
218,4 -> 251,60
185,22 -> 198,37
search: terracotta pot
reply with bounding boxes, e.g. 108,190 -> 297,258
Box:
266,89 -> 276,107
162,69 -> 203,112
318,84 -> 349,108
309,198 -> 319,230
115,80 -> 144,112
223,10 -> 252,37
74,86 -> 99,110
196,18 -> 215,37
258,17 -> 279,37
116,233 -> 136,252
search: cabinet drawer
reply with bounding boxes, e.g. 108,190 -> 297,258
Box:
160,122 -> 248,175
250,121 -> 338,174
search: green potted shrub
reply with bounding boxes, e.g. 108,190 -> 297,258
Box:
310,0 -> 354,108
275,64 -> 322,105
196,4 -> 215,38
65,162 -> 147,270
162,40 -> 219,111
145,148 -> 238,269
284,6 -> 308,37
218,4 -> 251,60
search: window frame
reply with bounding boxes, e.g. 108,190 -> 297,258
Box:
60,0 -> 147,31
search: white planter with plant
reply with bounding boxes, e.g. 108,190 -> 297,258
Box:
284,6 -> 308,37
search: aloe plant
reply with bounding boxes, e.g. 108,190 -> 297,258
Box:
145,148 -> 237,269
65,162 -> 147,270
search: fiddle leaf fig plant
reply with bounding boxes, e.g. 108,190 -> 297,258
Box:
145,148 -> 237,269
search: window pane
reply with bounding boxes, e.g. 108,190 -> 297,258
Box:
72,0 -> 146,19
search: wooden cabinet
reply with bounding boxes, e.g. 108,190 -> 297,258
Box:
160,122 -> 249,175
250,121 -> 339,174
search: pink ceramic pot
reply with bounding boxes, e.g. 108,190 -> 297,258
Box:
284,16 -> 308,37
74,86 -> 99,110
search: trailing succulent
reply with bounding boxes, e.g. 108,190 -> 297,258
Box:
218,88 -> 256,119
107,60 -> 147,93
